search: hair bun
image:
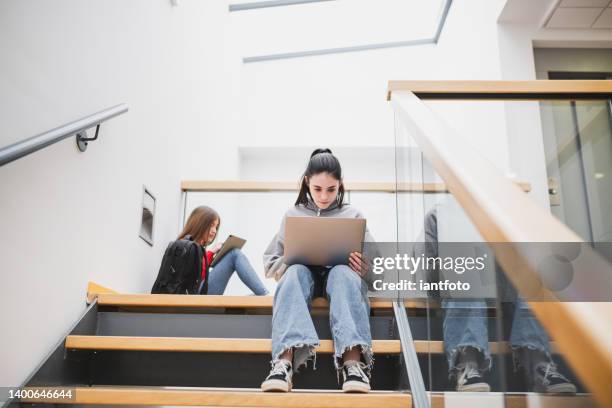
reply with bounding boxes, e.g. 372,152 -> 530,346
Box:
310,148 -> 332,158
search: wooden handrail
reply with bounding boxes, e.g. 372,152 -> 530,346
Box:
390,85 -> 612,407
181,180 -> 531,193
387,80 -> 612,100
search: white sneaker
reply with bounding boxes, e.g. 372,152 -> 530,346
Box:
341,360 -> 371,393
261,360 -> 292,392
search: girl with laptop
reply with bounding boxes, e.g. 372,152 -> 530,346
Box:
179,206 -> 269,295
261,148 -> 375,393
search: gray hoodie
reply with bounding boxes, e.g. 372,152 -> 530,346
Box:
263,198 -> 376,281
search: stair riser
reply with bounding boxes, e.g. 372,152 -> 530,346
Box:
96,313 -> 398,340
22,303 -> 98,388
86,351 -> 402,390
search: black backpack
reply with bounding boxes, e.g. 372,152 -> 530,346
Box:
151,236 -> 208,295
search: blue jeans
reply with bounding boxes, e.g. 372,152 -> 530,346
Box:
271,264 -> 373,374
443,299 -> 551,374
206,248 -> 269,295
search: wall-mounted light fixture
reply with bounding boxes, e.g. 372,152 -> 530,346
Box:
139,187 -> 156,246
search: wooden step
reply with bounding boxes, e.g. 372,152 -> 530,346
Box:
18,386 -> 593,407
19,386 -> 410,407
65,336 -> 557,355
65,336 -> 401,354
95,294 -> 433,310
413,340 -> 559,354
430,392 -> 595,408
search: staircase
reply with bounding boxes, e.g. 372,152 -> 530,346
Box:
8,291 -> 596,407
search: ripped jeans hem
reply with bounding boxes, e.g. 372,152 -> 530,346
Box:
272,342 -> 319,374
334,343 -> 374,380
447,344 -> 492,379
510,343 -> 552,372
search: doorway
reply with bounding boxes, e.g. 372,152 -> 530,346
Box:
534,48 -> 612,243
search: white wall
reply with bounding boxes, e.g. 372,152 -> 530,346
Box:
180,0 -> 510,179
0,0 -> 226,386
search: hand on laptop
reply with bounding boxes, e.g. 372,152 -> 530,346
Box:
349,252 -> 368,278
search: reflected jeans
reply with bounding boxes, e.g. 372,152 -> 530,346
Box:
271,264 -> 373,374
442,299 -> 551,374
207,248 -> 269,295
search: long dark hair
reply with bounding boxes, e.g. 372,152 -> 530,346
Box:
295,148 -> 345,208
178,205 -> 220,245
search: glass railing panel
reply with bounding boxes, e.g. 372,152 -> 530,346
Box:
346,191 -> 398,243
391,95 -> 607,407
540,100 -> 612,251
392,109 -> 506,404
423,98 -> 612,258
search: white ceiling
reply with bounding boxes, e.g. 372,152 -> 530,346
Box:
546,0 -> 612,28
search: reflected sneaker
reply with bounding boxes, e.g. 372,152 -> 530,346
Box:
456,361 -> 491,392
261,360 -> 292,392
341,360 -> 371,393
532,363 -> 577,394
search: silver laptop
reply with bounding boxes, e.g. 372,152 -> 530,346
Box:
284,216 -> 366,266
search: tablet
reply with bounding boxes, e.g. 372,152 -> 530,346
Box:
210,235 -> 246,267
284,216 -> 366,266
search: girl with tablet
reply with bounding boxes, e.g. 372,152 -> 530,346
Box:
261,148 -> 375,393
179,206 -> 269,296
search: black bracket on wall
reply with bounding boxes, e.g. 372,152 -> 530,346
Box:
76,124 -> 101,152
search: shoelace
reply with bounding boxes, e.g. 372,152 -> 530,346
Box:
344,361 -> 368,381
268,361 -> 290,379
537,363 -> 569,384
457,363 -> 481,386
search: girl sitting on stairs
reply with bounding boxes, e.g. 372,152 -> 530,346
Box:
260,148 -> 375,393
179,206 -> 269,296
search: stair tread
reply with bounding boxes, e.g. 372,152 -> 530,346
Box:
65,336 -> 401,353
19,386 -> 411,407
95,293 -> 433,309
65,335 -> 559,355
18,386 -> 594,407
431,392 -> 595,408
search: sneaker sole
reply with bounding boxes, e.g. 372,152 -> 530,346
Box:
544,383 -> 577,394
342,381 -> 371,393
457,383 -> 491,392
261,379 -> 292,392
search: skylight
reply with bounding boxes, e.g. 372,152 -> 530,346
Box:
229,0 -> 452,62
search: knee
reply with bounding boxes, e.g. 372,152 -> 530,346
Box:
274,265 -> 312,302
327,265 -> 361,291
227,248 -> 241,259
278,264 -> 310,290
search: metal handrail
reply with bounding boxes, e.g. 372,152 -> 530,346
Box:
393,301 -> 429,408
0,104 -> 128,167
